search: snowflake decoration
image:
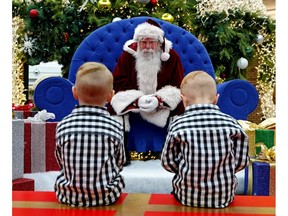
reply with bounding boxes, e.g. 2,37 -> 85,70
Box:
20,34 -> 37,56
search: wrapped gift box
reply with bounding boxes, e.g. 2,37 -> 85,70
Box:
12,178 -> 34,191
255,129 -> 275,154
12,101 -> 36,119
24,122 -> 60,173
13,110 -> 38,119
12,120 -> 24,180
244,130 -> 256,157
244,159 -> 275,196
238,118 -> 275,157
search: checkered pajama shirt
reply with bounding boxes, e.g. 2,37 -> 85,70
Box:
54,105 -> 126,207
161,104 -> 249,208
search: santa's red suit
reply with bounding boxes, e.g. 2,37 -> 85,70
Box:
109,19 -> 184,154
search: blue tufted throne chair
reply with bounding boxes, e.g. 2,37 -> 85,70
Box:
34,16 -> 258,152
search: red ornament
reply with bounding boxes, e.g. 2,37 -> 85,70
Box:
150,0 -> 157,6
63,32 -> 69,42
220,73 -> 226,79
29,9 -> 39,18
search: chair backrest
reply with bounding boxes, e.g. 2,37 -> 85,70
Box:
69,16 -> 215,83
34,16 -> 258,122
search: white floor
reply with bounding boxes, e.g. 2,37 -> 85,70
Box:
23,160 -> 245,194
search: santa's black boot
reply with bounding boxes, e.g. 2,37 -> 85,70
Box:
123,131 -> 131,166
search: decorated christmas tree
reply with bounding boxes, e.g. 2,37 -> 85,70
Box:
12,0 -> 275,118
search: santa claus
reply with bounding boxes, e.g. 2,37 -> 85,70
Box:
109,19 -> 184,162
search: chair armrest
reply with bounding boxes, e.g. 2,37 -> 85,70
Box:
217,79 -> 259,120
33,77 -> 78,122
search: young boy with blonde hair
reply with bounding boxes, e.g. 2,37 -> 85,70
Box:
54,62 -> 126,207
161,71 -> 249,208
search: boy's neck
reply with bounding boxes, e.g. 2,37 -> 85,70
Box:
78,101 -> 106,107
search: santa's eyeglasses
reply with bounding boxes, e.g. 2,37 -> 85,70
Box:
139,40 -> 159,46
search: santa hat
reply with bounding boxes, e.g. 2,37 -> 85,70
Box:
133,19 -> 170,61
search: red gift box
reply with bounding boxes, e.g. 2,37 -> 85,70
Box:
13,101 -> 37,119
24,122 -> 60,173
12,178 -> 35,191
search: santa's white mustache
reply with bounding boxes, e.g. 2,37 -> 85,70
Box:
142,49 -> 155,54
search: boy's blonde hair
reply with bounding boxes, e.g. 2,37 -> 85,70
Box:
180,71 -> 217,105
74,62 -> 113,105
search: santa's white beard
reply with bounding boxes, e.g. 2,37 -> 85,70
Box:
135,49 -> 161,94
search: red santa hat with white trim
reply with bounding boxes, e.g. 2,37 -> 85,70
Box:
133,19 -> 171,61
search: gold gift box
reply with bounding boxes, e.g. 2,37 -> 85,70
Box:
238,117 -> 275,157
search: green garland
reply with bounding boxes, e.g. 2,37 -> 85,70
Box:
193,9 -> 275,80
12,0 -> 275,82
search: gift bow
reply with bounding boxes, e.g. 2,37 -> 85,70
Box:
238,118 -> 276,131
25,109 -> 55,122
255,142 -> 276,162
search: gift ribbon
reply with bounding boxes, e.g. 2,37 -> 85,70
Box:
24,122 -> 45,173
246,159 -> 253,195
238,120 -> 276,157
238,120 -> 265,131
237,119 -> 276,131
255,142 -> 276,162
31,122 -> 46,173
238,120 -> 265,158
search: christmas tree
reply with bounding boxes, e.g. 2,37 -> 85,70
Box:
12,0 -> 198,77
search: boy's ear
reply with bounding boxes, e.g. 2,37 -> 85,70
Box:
213,93 -> 219,105
180,94 -> 187,107
72,86 -> 78,100
106,90 -> 115,102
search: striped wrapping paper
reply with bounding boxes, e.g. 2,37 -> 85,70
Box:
14,111 -> 38,120
12,120 -> 24,180
24,122 -> 60,173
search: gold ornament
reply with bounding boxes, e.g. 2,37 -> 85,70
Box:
98,0 -> 111,8
161,13 -> 174,22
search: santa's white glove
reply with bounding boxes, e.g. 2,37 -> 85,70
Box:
138,95 -> 159,113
